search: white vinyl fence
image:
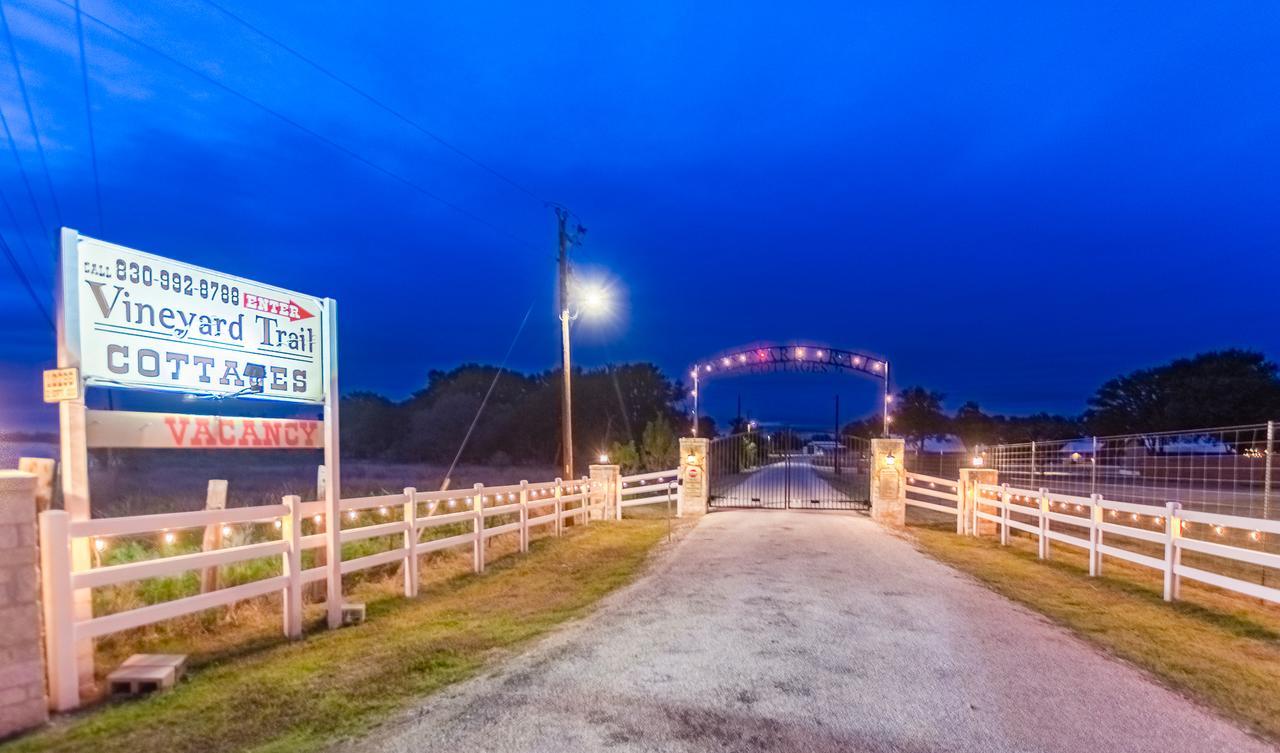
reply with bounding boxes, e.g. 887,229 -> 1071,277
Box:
618,469 -> 680,517
40,475 -> 601,711
903,467 -> 1280,609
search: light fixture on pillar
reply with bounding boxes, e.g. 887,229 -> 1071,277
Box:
884,453 -> 896,467
686,452 -> 697,465
598,453 -> 609,463
972,455 -> 985,467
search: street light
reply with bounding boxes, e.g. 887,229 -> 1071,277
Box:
559,281 -> 610,480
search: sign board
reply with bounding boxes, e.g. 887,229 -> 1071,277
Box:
62,232 -> 327,403
43,368 -> 80,402
85,409 -> 324,449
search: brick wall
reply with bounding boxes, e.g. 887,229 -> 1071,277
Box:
0,471 -> 47,739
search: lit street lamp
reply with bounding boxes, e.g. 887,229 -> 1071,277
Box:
559,280 -> 609,480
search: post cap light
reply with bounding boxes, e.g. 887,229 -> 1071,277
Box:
598,453 -> 609,463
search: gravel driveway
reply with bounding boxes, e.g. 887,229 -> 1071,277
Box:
346,510 -> 1275,753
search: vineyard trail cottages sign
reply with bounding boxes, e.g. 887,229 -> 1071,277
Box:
64,231 -> 328,403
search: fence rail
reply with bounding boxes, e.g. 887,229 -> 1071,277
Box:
40,474 -> 602,711
968,481 -> 1280,605
618,469 -> 680,515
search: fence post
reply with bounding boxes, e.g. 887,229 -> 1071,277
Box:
955,481 -> 964,535
1038,490 -> 1050,559
1265,421 -> 1274,520
1163,501 -> 1181,602
1029,441 -> 1037,488
281,495 -> 303,639
473,483 -> 485,574
519,481 -> 530,553
39,509 -> 79,712
403,487 -> 418,598
581,476 -> 592,526
1089,436 -> 1099,496
200,479 -> 228,594
554,478 -> 563,536
1088,493 -> 1103,577
615,474 -> 624,521
999,486 -> 1010,545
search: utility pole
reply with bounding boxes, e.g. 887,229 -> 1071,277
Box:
554,206 -> 587,481
556,206 -> 574,481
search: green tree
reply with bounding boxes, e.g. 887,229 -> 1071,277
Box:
1084,350 -> 1280,434
640,417 -> 679,471
893,386 -> 950,451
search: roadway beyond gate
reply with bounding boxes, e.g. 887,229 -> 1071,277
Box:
350,511 -> 1271,753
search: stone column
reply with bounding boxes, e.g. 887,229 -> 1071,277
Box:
588,464 -> 621,521
0,471 -> 47,736
958,468 -> 999,536
678,437 -> 709,516
870,438 -> 906,526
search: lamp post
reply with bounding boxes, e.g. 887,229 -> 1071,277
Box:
558,280 -> 607,481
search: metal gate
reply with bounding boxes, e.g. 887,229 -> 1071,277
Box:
708,430 -> 870,510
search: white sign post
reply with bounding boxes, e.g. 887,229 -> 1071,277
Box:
55,228 -> 341,693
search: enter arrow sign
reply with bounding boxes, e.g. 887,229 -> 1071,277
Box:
243,293 -> 315,322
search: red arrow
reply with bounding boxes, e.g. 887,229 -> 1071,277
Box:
244,294 -> 315,322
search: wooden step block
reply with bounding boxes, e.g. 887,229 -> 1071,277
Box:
341,602 -> 366,626
107,654 -> 188,698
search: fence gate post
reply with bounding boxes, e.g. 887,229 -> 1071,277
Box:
473,483 -> 485,574
589,464 -> 620,521
1088,493 -> 1103,576
1,472 -> 50,730
519,481 -> 530,553
281,495 -> 303,639
403,488 -> 418,598
869,437 -> 907,527
581,476 -> 591,525
1163,501 -> 1181,601
678,437 -> 710,515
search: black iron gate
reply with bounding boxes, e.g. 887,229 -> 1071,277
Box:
708,430 -> 870,510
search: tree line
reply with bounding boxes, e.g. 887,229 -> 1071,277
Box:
340,350 -> 1280,471
855,350 -> 1280,450
340,363 -> 704,474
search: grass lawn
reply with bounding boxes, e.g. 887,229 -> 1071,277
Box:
909,518 -> 1280,742
5,519 -> 669,753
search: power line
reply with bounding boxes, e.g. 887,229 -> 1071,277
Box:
196,0 -> 546,206
54,0 -> 539,251
0,70 -> 51,256
0,0 -> 62,241
440,301 -> 536,491
0,226 -> 53,331
0,107 -> 49,289
72,0 -> 104,232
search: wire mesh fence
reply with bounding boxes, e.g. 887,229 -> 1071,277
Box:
985,422 -> 1276,519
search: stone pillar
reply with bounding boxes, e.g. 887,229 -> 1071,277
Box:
678,437 -> 709,516
958,468 -> 999,536
870,438 -> 906,527
588,464 -> 620,521
0,471 -> 47,736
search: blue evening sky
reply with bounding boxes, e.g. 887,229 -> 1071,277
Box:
1,0 -> 1278,430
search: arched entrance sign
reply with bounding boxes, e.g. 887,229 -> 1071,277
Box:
689,343 -> 891,436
